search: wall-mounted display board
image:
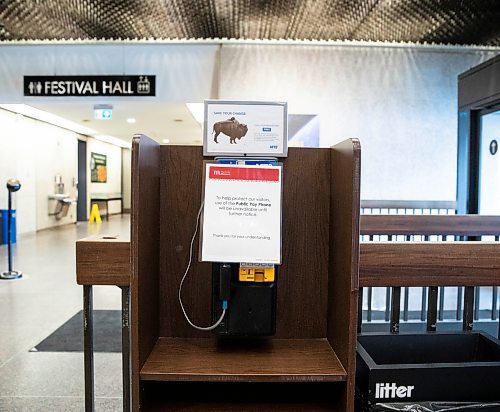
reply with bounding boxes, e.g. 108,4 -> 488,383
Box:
90,152 -> 107,183
203,100 -> 288,157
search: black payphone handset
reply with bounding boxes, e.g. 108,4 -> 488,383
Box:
178,158 -> 279,336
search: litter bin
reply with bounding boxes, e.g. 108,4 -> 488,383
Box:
356,332 -> 500,411
0,209 -> 16,245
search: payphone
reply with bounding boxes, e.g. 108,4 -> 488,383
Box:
178,158 -> 281,336
211,262 -> 277,336
178,100 -> 287,337
210,157 -> 279,336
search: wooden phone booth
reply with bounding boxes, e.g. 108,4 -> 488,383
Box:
130,134 -> 360,411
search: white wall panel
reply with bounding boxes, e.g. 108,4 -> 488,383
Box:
121,148 -> 131,211
34,121 -> 78,231
0,109 -> 77,234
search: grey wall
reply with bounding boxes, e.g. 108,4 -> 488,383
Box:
218,44 -> 499,201
0,43 -> 219,103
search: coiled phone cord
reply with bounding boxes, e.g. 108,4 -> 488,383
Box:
178,201 -> 227,331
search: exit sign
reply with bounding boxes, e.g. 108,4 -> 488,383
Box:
94,106 -> 112,120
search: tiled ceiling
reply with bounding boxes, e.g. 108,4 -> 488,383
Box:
0,0 -> 499,46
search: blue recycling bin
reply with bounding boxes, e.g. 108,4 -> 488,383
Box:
0,209 -> 16,244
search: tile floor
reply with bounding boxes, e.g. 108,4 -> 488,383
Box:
0,215 -> 129,411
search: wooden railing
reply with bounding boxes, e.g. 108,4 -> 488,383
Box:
359,214 -> 500,338
76,235 -> 131,412
75,210 -> 500,412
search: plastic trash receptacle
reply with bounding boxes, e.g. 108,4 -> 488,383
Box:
356,332 -> 500,411
0,209 -> 16,244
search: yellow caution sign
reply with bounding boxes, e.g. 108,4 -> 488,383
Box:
89,203 -> 102,224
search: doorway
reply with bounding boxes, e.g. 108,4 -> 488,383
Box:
77,139 -> 87,221
479,107 -> 500,215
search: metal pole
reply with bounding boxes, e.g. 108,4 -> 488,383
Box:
427,287 -> 438,332
357,287 -> 363,334
7,190 -> 12,272
367,287 -> 372,322
463,286 -> 474,331
83,285 -> 95,412
1,189 -> 22,280
121,286 -> 131,412
390,287 -> 401,333
403,287 -> 409,322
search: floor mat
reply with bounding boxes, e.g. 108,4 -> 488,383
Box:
32,310 -> 121,352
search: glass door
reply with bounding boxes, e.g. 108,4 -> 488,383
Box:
479,108 -> 500,215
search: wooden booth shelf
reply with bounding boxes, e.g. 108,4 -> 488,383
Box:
140,337 -> 346,382
140,381 -> 344,411
131,136 -> 361,411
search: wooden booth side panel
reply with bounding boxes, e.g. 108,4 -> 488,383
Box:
278,147 -> 330,338
158,146 -> 331,339
160,146 -> 213,338
327,139 -> 361,412
131,135 -> 161,411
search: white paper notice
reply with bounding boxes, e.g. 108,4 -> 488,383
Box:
201,164 -> 282,264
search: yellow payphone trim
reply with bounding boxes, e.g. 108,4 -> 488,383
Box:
239,267 -> 275,282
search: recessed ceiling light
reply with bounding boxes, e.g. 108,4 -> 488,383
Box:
162,138 -> 170,144
127,118 -> 136,124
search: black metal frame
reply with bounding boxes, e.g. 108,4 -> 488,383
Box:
83,285 -> 131,412
358,211 -> 500,338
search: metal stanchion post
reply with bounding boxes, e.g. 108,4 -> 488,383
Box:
1,179 -> 22,280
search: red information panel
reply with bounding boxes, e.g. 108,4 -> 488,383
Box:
209,166 -> 279,182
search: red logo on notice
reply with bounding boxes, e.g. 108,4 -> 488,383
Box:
209,166 -> 279,182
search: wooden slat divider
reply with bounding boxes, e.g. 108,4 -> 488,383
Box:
360,242 -> 500,287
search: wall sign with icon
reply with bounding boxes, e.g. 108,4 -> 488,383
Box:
24,75 -> 155,97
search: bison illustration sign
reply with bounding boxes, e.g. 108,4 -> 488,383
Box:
213,117 -> 248,144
